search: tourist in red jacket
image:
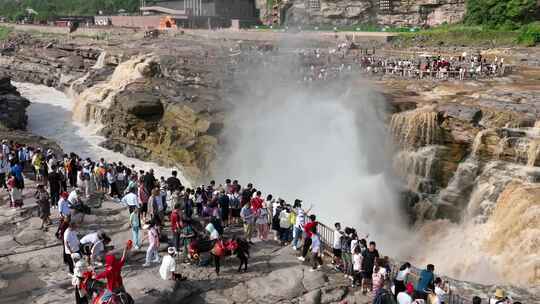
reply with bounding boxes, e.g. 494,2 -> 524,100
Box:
94,243 -> 131,293
298,214 -> 318,261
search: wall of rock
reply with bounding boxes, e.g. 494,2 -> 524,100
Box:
0,33 -> 235,183
284,0 -> 465,27
0,77 -> 30,130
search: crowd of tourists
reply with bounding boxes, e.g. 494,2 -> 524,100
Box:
0,138 -> 518,304
231,43 -> 508,83
297,48 -> 507,82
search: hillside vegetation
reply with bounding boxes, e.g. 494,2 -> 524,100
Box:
0,0 -> 139,20
396,0 -> 540,47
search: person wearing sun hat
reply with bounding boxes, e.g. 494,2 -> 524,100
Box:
159,247 -> 187,281
71,252 -> 90,304
489,289 -> 509,304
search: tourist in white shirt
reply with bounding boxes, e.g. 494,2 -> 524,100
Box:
352,245 -> 363,287
332,222 -> 343,266
394,262 -> 411,299
58,192 -> 71,218
397,283 -> 415,304
63,223 -> 80,274
121,188 -> 140,214
68,188 -> 81,204
433,277 -> 448,304
80,231 -> 111,264
159,247 -> 186,281
489,289 -> 511,304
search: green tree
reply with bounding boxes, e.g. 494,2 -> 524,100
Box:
0,0 -> 140,17
464,0 -> 539,28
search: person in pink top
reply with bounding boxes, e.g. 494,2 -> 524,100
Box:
143,220 -> 160,267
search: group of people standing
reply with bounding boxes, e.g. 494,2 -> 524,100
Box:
1,137 -> 518,304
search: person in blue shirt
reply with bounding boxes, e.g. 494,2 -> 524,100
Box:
310,227 -> 323,271
10,162 -> 24,189
415,264 -> 435,300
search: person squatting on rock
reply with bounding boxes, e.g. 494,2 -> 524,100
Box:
159,247 -> 187,281
80,231 -> 111,265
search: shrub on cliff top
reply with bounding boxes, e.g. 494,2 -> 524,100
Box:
0,0 -> 139,19
464,0 -> 539,29
518,22 -> 540,46
0,26 -> 11,40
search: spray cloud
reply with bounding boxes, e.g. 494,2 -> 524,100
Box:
215,47 -> 408,253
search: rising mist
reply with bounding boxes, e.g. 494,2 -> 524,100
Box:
215,52 -> 409,253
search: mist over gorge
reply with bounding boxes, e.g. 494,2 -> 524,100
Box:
0,28 -> 539,304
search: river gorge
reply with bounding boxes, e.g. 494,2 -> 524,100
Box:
0,28 -> 539,303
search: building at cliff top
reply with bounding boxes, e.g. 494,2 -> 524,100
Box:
263,0 -> 465,27
96,0 -> 258,29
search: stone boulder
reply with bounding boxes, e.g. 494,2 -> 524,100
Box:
245,266 -> 305,303
0,77 -> 30,130
321,287 -> 346,304
300,289 -> 322,304
303,269 -> 328,291
63,55 -> 85,70
115,91 -> 164,119
438,104 -> 482,125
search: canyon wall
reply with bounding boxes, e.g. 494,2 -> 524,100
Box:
0,34 -> 233,182
387,72 -> 540,287
282,0 -> 465,27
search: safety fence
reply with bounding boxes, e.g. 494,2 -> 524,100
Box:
316,221 -> 473,304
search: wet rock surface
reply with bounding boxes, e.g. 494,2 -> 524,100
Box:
0,76 -> 30,130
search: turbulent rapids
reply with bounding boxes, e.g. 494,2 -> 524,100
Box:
391,106 -> 540,289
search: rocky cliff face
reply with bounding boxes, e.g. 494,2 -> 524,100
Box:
70,51 -> 228,181
284,0 -> 465,27
0,76 -> 30,130
0,33 -> 233,182
386,67 -> 540,286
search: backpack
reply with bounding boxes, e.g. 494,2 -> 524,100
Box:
373,288 -> 394,304
230,196 -> 241,209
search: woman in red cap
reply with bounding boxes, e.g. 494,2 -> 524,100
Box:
58,191 -> 71,219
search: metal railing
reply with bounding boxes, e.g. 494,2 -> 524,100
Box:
315,220 -> 474,304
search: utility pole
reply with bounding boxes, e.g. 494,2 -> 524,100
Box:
140,0 -> 146,15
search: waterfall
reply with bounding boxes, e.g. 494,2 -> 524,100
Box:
72,53 -> 159,124
528,140 -> 540,167
390,107 -> 440,150
471,129 -> 490,157
527,122 -> 540,167
393,146 -> 438,194
436,157 -> 479,209
92,51 -> 107,69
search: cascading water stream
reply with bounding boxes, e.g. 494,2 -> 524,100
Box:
16,82 -> 190,186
